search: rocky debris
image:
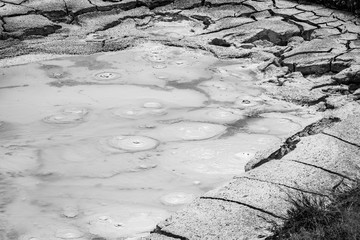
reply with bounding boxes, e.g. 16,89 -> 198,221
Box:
64,0 -> 97,15
3,14 -> 62,39
333,65 -> 360,84
282,38 -> 347,74
0,2 -> 32,16
209,37 -> 231,47
332,49 -> 360,72
226,17 -> 301,45
245,117 -> 341,170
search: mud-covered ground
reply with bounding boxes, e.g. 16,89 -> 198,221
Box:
1,0 -> 360,239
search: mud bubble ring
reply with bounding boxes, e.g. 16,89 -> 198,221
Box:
93,71 -> 122,81
160,192 -> 195,206
107,135 -> 160,152
206,109 -> 244,123
43,107 -> 88,124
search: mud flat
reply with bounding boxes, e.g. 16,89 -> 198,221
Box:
0,0 -> 360,239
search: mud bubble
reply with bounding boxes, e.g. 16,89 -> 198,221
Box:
107,135 -> 160,152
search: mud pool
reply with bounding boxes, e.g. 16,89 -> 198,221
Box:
0,43 -> 319,240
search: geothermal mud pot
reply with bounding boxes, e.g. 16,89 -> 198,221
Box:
0,42 -> 320,240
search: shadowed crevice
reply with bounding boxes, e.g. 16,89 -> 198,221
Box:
290,159 -> 356,181
200,196 -> 286,219
249,117 -> 341,170
323,132 -> 360,148
151,226 -> 189,240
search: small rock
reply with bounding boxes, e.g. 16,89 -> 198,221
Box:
353,88 -> 360,95
209,38 -> 231,47
332,65 -> 360,84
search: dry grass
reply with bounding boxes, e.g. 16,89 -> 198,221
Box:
266,181 -> 360,240
301,0 -> 359,13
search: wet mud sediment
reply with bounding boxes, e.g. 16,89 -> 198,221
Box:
0,0 -> 360,239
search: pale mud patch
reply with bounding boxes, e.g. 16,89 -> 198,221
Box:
0,42 -> 319,239
156,133 -> 281,176
149,121 -> 227,141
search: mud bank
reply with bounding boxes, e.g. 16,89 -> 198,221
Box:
0,0 -> 360,239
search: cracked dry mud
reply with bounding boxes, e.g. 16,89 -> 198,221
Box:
0,0 -> 360,239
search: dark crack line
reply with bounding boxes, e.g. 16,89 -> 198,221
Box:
200,196 -> 285,220
239,176 -> 330,198
151,226 -> 189,240
197,20 -> 255,36
249,117 -> 341,170
204,1 -> 249,8
310,82 -> 339,90
95,13 -> 154,32
323,132 -> 360,148
283,48 -> 333,59
289,159 -> 356,182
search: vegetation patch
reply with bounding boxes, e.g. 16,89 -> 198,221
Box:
302,0 -> 360,14
267,180 -> 360,240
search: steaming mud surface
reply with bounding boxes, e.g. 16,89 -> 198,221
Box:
0,43 -> 316,239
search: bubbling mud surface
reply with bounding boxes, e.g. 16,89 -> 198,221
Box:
0,43 -> 319,239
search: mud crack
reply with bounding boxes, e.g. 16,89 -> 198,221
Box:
200,196 -> 285,219
249,117 -> 341,170
323,132 -> 360,148
290,159 -> 356,181
151,226 -> 189,240
239,176 -> 330,197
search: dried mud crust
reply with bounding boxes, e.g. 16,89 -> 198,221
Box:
0,0 -> 359,109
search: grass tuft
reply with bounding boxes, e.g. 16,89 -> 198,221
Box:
266,181 -> 360,240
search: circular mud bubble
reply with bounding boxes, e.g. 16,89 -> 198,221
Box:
234,151 -> 255,162
43,114 -> 84,124
235,96 -> 263,109
151,63 -> 167,69
62,107 -> 89,116
246,118 -> 301,135
206,109 -> 244,123
160,122 -> 227,141
160,192 -> 195,206
112,108 -> 148,119
55,228 -> 84,239
112,105 -> 167,119
142,101 -> 163,109
144,54 -> 167,63
83,206 -> 168,239
107,135 -> 159,152
93,72 -> 121,81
